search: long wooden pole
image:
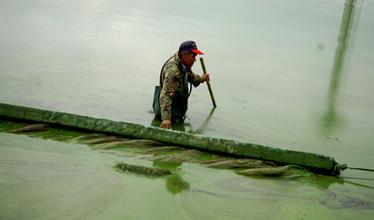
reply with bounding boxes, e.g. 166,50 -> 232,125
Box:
199,57 -> 217,108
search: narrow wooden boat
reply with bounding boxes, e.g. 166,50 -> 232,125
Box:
0,103 -> 344,175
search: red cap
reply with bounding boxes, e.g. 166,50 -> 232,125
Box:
179,41 -> 204,55
191,49 -> 204,55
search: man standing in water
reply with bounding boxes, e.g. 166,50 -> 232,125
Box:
153,41 -> 210,129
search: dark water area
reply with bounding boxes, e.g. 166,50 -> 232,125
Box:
1,0 -> 374,219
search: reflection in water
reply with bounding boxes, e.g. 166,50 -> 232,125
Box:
195,107 -> 216,134
321,0 -> 362,132
150,107 -> 216,133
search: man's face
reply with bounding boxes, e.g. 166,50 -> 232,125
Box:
182,52 -> 197,68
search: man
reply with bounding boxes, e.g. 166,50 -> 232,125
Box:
153,41 -> 209,129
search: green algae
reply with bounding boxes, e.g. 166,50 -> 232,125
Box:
0,118 -> 85,141
0,103 -> 341,174
0,118 -> 279,176
12,124 -> 49,133
166,174 -> 190,194
2,118 -> 315,180
0,119 -> 27,132
26,127 -> 85,142
1,0 -> 374,218
75,133 -> 108,141
1,111 -> 374,220
114,162 -> 172,177
79,136 -> 121,144
152,160 -> 182,170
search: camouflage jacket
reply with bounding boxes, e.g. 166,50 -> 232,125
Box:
160,52 -> 203,121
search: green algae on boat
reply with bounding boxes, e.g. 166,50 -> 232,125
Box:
0,103 -> 342,175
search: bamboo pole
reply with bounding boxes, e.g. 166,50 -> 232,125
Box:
200,57 -> 217,108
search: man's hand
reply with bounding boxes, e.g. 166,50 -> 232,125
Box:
201,73 -> 210,82
160,119 -> 171,129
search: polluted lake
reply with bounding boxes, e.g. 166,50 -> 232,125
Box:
1,0 -> 374,219
0,117 -> 373,220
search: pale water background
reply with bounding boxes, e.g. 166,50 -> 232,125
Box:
0,0 -> 374,219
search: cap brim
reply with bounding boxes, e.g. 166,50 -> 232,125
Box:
191,49 -> 204,55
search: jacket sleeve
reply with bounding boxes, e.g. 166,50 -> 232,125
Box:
187,71 -> 203,87
160,66 -> 179,121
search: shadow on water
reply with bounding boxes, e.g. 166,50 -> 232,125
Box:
321,0 -> 362,134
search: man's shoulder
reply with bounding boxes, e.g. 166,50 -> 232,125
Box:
164,62 -> 178,72
163,54 -> 181,78
164,67 -> 182,81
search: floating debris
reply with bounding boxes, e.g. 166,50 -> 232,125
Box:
152,154 -> 191,163
76,134 -> 107,141
237,165 -> 293,177
88,141 -> 127,150
135,146 -> 182,155
152,151 -> 204,163
12,124 -> 49,133
119,139 -> 164,147
205,158 -> 269,169
114,162 -> 172,177
97,139 -> 164,149
80,136 -> 121,144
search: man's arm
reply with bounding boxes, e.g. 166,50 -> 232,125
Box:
188,71 -> 209,87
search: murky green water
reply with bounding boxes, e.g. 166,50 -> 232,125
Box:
1,0 -> 374,219
1,132 -> 373,220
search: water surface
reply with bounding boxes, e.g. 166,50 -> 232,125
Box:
1,0 -> 374,219
1,133 -> 373,219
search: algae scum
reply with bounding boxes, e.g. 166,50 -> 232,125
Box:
0,119 -> 301,180
1,118 -> 374,219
